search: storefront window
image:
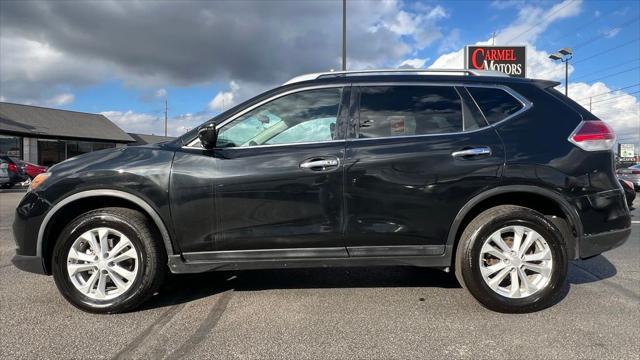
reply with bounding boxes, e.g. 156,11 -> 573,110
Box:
0,135 -> 22,159
36,139 -> 117,166
38,140 -> 65,167
92,142 -> 116,151
67,141 -> 94,158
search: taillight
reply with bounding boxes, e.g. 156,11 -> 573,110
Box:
632,170 -> 640,174
568,120 -> 615,151
7,163 -> 17,173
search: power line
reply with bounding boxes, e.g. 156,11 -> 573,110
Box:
535,38 -> 640,79
581,89 -> 640,106
574,82 -> 640,102
571,16 -> 640,51
502,1 -> 577,44
572,37 -> 640,65
571,58 -> 640,81
548,11 -> 608,44
580,66 -> 640,83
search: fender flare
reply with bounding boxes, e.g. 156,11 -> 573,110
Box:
36,189 -> 175,257
446,185 -> 583,257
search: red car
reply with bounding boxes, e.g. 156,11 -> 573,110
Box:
20,160 -> 48,179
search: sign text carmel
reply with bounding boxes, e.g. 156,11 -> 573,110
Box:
465,45 -> 526,78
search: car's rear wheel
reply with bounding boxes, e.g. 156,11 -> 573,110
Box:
52,207 -> 165,313
455,205 -> 567,313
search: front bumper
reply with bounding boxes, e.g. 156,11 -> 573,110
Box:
11,254 -> 47,275
12,191 -> 52,274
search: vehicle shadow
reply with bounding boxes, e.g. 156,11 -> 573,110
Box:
140,254 -> 618,311
568,254 -> 617,285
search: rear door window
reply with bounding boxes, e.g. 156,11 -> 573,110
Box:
466,87 -> 524,124
357,86 -> 464,139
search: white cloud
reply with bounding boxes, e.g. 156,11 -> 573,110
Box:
366,3 -> 448,50
155,88 -> 167,99
429,48 -> 465,69
426,5 -> 448,20
602,27 -> 621,39
495,0 -> 582,45
398,58 -> 428,69
46,93 -> 75,106
208,81 -> 240,111
0,35 -> 109,102
101,110 -> 210,136
490,0 -> 525,10
438,29 -> 461,54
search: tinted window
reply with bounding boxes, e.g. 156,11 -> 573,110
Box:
217,88 -> 342,147
457,87 -> 489,131
358,86 -> 463,139
467,87 -> 523,124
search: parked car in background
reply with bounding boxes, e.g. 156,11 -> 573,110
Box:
0,160 -> 9,186
20,160 -> 48,179
12,69 -> 631,314
617,164 -> 640,190
619,179 -> 636,208
0,156 -> 28,188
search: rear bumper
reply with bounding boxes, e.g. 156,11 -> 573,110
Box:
11,254 -> 47,275
579,227 -> 631,259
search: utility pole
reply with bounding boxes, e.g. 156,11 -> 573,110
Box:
492,31 -> 496,45
342,0 -> 346,71
164,98 -> 168,137
589,97 -> 592,112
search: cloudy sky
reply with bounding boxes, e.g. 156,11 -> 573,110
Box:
0,0 -> 638,145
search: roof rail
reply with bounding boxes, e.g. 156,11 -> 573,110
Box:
284,68 -> 509,85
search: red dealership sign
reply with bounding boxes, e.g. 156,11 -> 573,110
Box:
465,45 -> 526,78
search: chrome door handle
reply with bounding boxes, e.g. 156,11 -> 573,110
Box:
451,147 -> 492,158
300,158 -> 340,170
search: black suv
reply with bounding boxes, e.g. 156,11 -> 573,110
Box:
12,69 -> 631,313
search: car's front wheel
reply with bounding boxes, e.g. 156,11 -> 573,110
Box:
52,207 -> 165,313
455,205 -> 568,313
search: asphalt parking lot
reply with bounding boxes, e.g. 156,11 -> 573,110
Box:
0,189 -> 638,360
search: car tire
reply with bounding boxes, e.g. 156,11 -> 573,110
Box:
52,207 -> 166,314
455,205 -> 567,313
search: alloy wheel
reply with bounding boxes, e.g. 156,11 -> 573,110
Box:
66,227 -> 139,300
479,225 -> 553,299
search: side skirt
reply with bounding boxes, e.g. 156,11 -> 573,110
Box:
168,245 -> 451,274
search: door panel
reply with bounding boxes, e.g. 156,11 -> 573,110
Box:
170,142 -> 347,253
214,143 -> 345,251
213,86 -> 350,252
344,85 -> 505,253
171,86 -> 350,254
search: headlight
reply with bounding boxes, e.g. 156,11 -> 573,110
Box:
29,173 -> 50,191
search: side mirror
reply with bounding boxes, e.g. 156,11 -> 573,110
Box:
198,124 -> 218,150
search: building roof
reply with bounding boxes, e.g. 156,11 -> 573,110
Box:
0,102 -> 134,143
127,133 -> 175,146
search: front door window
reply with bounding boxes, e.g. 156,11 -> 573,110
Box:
216,88 -> 343,148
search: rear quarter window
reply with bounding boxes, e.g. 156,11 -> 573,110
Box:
467,87 -> 524,124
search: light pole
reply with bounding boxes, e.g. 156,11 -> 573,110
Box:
342,0 -> 346,71
549,48 -> 573,96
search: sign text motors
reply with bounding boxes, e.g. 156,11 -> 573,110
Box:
465,46 -> 526,78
